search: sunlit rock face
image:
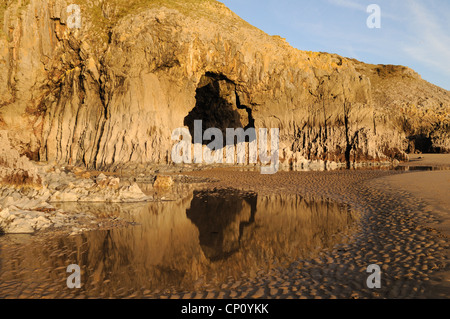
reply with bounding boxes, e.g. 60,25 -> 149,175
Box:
1,0 -> 449,170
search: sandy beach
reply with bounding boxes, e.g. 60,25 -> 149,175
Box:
367,154 -> 450,297
0,158 -> 449,299
1,0 -> 449,304
402,154 -> 450,168
164,166 -> 448,299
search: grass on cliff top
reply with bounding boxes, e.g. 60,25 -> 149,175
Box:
1,0 -> 261,44
0,0 -> 31,37
0,1 -> 6,23
72,0 -> 256,43
0,3 -> 5,37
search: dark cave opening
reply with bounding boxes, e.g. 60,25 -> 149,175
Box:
407,134 -> 434,154
184,73 -> 255,146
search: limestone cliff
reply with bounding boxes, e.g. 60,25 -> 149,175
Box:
0,0 -> 449,171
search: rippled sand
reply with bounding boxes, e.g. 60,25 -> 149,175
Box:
181,168 -> 450,299
0,165 -> 449,299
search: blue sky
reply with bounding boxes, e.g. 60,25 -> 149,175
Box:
220,0 -> 450,90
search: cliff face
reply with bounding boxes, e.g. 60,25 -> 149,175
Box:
1,0 -> 449,170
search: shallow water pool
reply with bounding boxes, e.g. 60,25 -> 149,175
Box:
0,189 -> 358,298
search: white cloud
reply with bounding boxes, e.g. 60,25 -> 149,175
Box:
327,0 -> 366,11
403,0 -> 450,74
327,0 -> 400,21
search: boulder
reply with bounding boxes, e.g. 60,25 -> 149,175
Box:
154,176 -> 174,189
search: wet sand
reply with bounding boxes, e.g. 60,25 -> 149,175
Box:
369,158 -> 450,297
371,171 -> 450,236
1,165 -> 449,299
403,154 -> 450,168
175,168 -> 450,299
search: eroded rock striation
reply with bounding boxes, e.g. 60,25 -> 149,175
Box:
1,0 -> 449,171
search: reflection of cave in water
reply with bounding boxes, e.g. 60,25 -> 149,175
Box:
186,189 -> 257,261
0,189 -> 359,298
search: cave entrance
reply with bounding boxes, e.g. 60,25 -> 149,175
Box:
184,73 -> 255,146
407,134 -> 434,153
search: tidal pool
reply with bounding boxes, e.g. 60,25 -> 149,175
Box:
0,189 -> 358,298
395,166 -> 450,171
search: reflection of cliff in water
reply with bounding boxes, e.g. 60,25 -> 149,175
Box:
0,189 -> 359,298
186,190 -> 257,261
200,193 -> 358,281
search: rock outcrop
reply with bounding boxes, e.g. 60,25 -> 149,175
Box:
0,0 -> 449,171
0,131 -> 42,187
